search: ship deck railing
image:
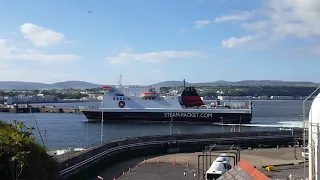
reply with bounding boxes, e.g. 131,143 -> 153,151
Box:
97,107 -> 251,110
188,107 -> 251,109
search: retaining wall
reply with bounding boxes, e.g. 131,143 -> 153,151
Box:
58,130 -> 303,180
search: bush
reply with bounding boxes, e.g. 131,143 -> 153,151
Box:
0,120 -> 59,180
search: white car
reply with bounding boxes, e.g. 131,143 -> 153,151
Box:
302,147 -> 309,159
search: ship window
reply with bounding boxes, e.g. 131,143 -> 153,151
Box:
127,97 -> 129,100
116,97 -> 119,100
113,97 -> 115,100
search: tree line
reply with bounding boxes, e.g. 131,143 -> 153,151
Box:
1,85 -> 318,99
199,86 -> 318,97
0,91 -> 89,100
160,86 -> 318,97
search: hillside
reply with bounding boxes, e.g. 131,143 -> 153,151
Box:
0,81 -> 102,90
152,80 -> 319,87
0,80 -> 318,90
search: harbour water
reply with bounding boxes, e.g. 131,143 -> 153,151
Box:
0,100 -> 312,150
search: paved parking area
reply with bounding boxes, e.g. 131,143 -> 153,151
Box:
116,162 -> 198,180
260,164 -> 309,180
91,147 -> 308,180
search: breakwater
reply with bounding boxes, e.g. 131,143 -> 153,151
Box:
0,107 -> 82,113
57,130 -> 303,180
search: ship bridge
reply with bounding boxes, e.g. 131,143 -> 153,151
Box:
101,85 -> 182,109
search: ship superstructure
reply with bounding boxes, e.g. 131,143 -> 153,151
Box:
99,85 -> 182,109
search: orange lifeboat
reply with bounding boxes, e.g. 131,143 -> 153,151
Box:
142,91 -> 157,97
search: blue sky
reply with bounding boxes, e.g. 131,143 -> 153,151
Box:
0,0 -> 319,85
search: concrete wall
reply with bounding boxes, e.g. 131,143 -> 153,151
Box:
58,130 -> 303,180
64,144 -> 167,180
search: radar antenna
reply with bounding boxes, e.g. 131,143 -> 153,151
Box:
116,74 -> 123,86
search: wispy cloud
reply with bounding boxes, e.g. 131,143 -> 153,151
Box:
219,0 -> 228,3
214,12 -> 253,23
178,28 -> 186,33
106,50 -> 207,64
227,0 -> 320,38
222,36 -> 254,48
219,0 -> 320,54
194,20 -> 211,28
0,39 -> 80,63
0,60 -> 83,83
283,46 -> 320,57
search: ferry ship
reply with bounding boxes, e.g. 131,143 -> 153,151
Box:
80,80 -> 253,124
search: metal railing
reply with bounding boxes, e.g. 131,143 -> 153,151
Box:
302,86 -> 320,177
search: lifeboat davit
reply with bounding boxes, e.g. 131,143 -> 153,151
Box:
142,91 -> 157,97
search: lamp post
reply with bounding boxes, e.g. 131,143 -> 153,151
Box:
100,92 -> 104,144
220,117 -> 224,132
183,169 -> 196,180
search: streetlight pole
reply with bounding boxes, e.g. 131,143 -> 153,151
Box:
100,92 -> 104,144
220,117 -> 224,132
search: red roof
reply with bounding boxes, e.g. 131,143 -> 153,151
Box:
237,160 -> 271,180
102,85 -> 112,89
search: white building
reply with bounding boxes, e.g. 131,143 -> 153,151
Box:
0,96 -> 5,102
217,96 -> 254,100
6,95 -> 59,104
257,96 -> 269,100
270,96 -> 294,100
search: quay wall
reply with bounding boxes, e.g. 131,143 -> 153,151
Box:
39,107 -> 81,113
58,130 -> 303,180
3,107 -> 82,113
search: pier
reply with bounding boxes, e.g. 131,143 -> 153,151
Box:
56,130 -> 304,180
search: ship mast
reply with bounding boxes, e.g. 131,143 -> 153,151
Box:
183,79 -> 186,89
117,74 -> 123,86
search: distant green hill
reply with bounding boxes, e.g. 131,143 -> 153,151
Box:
0,81 -> 103,90
0,80 -> 318,90
152,80 -> 319,87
